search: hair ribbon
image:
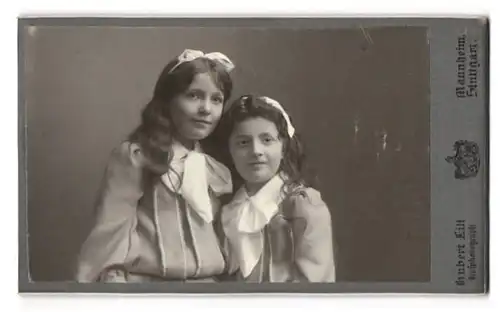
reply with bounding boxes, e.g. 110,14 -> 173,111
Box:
168,49 -> 235,74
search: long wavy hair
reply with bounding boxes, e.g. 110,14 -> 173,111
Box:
214,95 -> 317,196
128,56 -> 233,174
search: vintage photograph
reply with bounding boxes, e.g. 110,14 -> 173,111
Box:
22,21 -> 432,286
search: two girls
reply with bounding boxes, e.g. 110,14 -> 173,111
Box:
77,49 -> 335,283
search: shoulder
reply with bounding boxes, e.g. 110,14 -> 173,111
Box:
108,141 -> 145,169
288,187 -> 323,204
285,187 -> 326,209
283,187 -> 331,222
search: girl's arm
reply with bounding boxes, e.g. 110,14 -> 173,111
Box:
75,141 -> 145,282
288,189 -> 336,282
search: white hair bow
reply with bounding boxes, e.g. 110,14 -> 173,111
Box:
168,49 -> 235,74
259,96 -> 296,138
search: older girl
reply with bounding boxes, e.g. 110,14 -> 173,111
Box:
76,49 -> 235,283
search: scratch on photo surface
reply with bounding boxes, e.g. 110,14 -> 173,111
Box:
359,26 -> 374,45
381,129 -> 388,151
353,117 -> 360,144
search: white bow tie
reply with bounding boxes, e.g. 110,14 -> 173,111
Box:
161,141 -> 232,223
236,194 -> 280,234
222,175 -> 285,277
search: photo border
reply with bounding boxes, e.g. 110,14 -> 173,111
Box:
18,17 -> 489,294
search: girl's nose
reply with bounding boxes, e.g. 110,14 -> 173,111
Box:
199,98 -> 211,114
251,140 -> 264,156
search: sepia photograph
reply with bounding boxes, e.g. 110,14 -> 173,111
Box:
18,18 -> 487,293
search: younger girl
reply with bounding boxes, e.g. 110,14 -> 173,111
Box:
76,49 -> 235,282
219,95 -> 336,282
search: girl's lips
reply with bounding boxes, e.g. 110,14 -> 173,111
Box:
192,119 -> 212,127
249,161 -> 266,166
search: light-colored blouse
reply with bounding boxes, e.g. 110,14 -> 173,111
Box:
221,174 -> 336,282
76,140 -> 232,282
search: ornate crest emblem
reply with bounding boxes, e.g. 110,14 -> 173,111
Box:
445,140 -> 480,179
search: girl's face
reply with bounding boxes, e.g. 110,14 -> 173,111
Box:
170,72 -> 224,146
229,117 -> 284,193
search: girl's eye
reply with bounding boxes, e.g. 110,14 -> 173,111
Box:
237,140 -> 249,146
186,92 -> 200,100
262,136 -> 276,144
212,96 -> 223,104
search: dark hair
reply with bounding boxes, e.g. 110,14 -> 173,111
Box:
214,95 -> 317,195
128,56 -> 233,173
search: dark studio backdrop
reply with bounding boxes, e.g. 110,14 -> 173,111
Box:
23,25 -> 430,282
